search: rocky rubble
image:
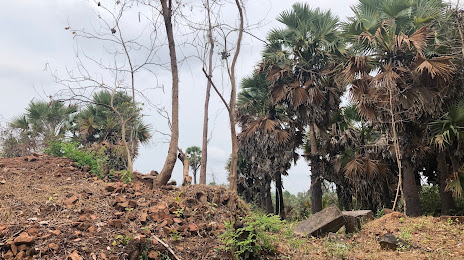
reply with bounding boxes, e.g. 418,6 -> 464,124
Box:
0,154 -> 248,259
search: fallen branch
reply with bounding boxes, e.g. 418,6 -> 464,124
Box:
152,235 -> 181,260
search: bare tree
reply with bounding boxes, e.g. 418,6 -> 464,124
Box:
154,0 -> 180,186
199,0 -> 215,185
51,0 -> 162,173
202,0 -> 244,191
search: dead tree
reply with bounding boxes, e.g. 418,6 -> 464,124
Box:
202,0 -> 244,191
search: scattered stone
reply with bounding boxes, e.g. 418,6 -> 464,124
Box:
17,244 -> 27,251
39,221 -> 50,226
0,180 -> 5,184
27,228 -> 39,236
5,250 -> 13,258
188,223 -> 199,232
127,213 -> 136,221
11,244 -> 18,255
116,201 -> 129,211
49,243 -> 59,250
87,225 -> 96,233
139,212 -> 148,223
294,204 -> 346,237
148,250 -> 158,259
109,219 -> 123,229
105,184 -> 117,192
379,233 -> 410,250
69,250 -> 83,260
50,229 -> 61,236
26,156 -> 37,162
128,200 -> 137,208
14,232 -> 35,245
16,251 -> 25,259
64,195 -> 79,207
100,252 -> 108,260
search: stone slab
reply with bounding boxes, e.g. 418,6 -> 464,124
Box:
294,204 -> 345,237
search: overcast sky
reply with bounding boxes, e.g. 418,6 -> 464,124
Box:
0,0 -> 361,194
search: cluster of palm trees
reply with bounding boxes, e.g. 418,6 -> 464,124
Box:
236,0 -> 464,217
3,90 -> 151,173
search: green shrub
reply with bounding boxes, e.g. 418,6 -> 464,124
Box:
419,186 -> 441,216
45,140 -> 108,178
219,213 -> 284,259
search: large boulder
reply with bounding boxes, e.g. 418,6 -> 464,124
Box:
342,210 -> 374,233
294,204 -> 345,237
379,233 -> 410,250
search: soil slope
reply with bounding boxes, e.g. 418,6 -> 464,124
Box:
0,154 -> 247,260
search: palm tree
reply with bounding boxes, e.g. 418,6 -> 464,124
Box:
74,90 -> 151,171
343,0 -> 456,216
431,98 -> 464,208
186,146 -> 201,184
10,100 -> 77,150
261,3 -> 345,214
237,72 -> 301,218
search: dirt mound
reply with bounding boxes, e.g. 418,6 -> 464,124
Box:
0,154 -> 248,259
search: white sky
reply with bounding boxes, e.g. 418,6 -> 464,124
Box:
0,0 -> 362,194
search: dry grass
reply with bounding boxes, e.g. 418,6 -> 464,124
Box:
277,212 -> 464,259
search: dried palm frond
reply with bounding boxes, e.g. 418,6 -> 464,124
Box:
415,56 -> 454,80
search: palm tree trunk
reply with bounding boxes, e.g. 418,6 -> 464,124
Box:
199,0 -> 215,185
336,183 -> 352,211
264,176 -> 274,214
275,171 -> 285,219
450,154 -> 460,173
438,150 -> 454,215
402,159 -> 422,216
310,123 -> 322,214
193,168 -> 197,185
156,0 -> 179,187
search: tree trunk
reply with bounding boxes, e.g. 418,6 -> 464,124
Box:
120,119 -> 133,172
156,0 -> 179,187
438,150 -> 454,215
336,183 -> 352,211
402,159 -> 422,216
264,176 -> 274,214
450,154 -> 460,173
310,123 -> 322,214
275,172 -> 285,219
193,168 -> 197,185
200,0 -> 215,185
437,151 -> 456,215
178,149 -> 190,185
227,0 -> 244,192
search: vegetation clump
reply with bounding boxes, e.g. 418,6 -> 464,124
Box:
219,213 -> 284,259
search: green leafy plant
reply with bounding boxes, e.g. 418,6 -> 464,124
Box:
324,240 -> 350,259
170,230 -> 182,241
219,213 -> 284,259
173,208 -> 184,218
375,208 -> 385,218
45,140 -> 108,178
112,235 -> 133,246
120,170 -> 133,184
